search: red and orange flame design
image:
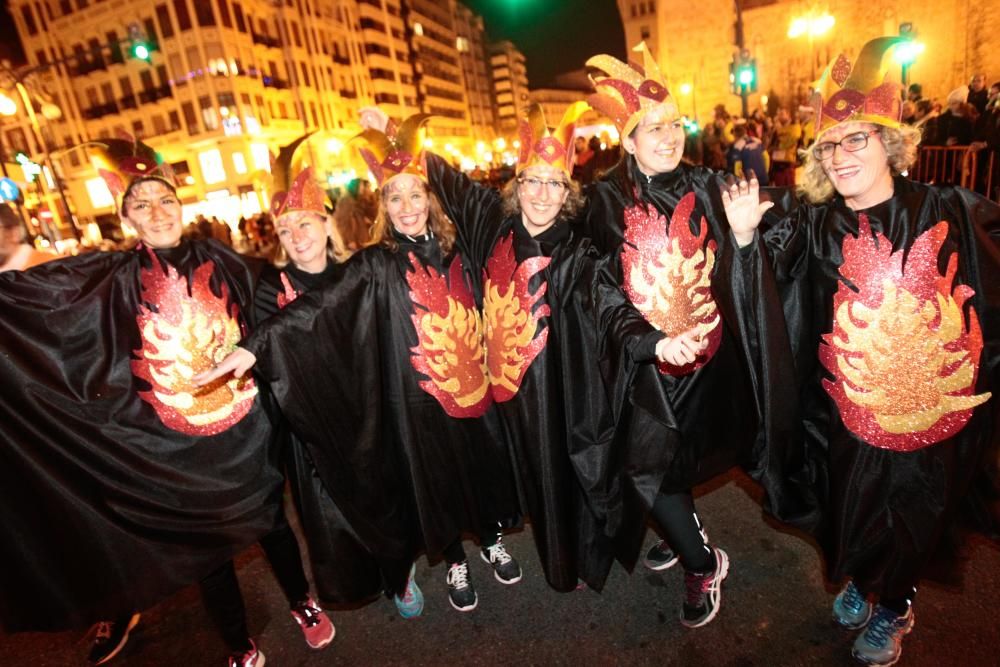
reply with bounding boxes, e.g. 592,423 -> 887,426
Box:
406,253 -> 491,418
820,216 -> 990,451
132,259 -> 257,436
483,233 -> 552,403
621,192 -> 721,375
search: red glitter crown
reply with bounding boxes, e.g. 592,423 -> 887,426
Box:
517,102 -> 589,176
586,42 -> 675,137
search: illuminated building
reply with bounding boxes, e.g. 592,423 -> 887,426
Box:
490,40 -> 529,133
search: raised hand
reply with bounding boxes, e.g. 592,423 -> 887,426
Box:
721,172 -> 773,248
192,348 -> 258,386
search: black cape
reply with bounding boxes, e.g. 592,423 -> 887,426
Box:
750,176 -> 1000,599
426,153 -> 623,591
583,161 -> 801,567
254,262 -> 385,603
0,239 -> 284,631
242,233 -> 518,594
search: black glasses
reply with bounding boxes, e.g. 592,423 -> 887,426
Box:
812,129 -> 880,160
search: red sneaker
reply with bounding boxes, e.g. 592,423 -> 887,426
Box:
227,639 -> 265,667
290,597 -> 335,649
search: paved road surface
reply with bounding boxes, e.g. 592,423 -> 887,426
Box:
3,470 -> 998,666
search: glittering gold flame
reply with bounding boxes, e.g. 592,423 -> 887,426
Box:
629,237 -> 720,339
831,280 -> 990,434
416,296 -> 490,409
484,277 -> 540,396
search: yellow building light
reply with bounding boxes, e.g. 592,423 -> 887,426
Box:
251,143 -> 271,172
232,152 -> 248,174
199,149 -> 227,185
85,177 -> 114,209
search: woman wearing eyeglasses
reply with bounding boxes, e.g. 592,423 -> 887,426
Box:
724,37 -> 1000,666
579,44 -> 797,629
421,102 -> 624,593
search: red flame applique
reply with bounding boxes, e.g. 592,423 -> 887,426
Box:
406,253 -> 491,418
483,232 -> 552,402
621,191 -> 722,375
276,271 -> 299,309
820,216 -> 990,450
132,257 -> 257,436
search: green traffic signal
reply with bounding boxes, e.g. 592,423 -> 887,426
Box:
132,41 -> 151,62
738,67 -> 754,86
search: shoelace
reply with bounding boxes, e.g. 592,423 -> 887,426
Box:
684,572 -> 710,606
293,601 -> 322,628
448,562 -> 470,589
487,543 -> 513,566
842,582 -> 867,614
863,608 -> 907,647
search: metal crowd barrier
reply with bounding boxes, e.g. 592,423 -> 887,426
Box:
912,145 -> 999,202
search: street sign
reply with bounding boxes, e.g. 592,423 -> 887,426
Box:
0,177 -> 20,202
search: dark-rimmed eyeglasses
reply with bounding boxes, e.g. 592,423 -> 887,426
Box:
812,129 -> 880,160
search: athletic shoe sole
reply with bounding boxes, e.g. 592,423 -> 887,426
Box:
480,551 -> 523,585
643,554 -> 680,571
304,623 -> 335,650
680,548 -> 730,629
448,594 -> 478,612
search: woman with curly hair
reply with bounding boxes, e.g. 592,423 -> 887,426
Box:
725,37 -> 1000,666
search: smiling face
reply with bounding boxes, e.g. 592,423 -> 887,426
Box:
516,165 -> 571,235
817,122 -> 894,210
275,210 -> 331,273
122,179 -> 183,249
622,104 -> 685,176
383,173 -> 429,237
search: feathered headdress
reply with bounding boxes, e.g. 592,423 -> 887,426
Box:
351,113 -> 433,188
517,102 -> 589,176
586,42 -> 675,137
89,134 -> 176,211
811,36 -> 906,138
269,133 -> 327,219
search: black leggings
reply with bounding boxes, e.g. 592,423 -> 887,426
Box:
443,522 -> 502,565
199,522 -> 310,653
649,490 -> 714,574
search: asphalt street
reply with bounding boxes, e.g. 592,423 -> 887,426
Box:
3,469 -> 998,666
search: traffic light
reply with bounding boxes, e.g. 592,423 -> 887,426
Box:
731,52 -> 758,95
128,23 -> 154,63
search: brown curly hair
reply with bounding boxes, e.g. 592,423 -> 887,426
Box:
798,123 -> 922,204
368,179 -> 456,254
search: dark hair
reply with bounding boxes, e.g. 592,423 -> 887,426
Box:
499,173 -> 585,222
0,203 -> 22,229
121,176 -> 178,210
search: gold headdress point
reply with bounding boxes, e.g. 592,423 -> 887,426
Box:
586,41 -> 674,137
351,112 -> 433,188
812,36 -> 907,138
269,133 -> 328,219
517,101 -> 590,176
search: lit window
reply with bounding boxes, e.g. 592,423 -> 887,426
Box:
85,177 -> 114,208
232,152 -> 247,174
251,143 -> 271,172
199,149 -> 226,184
413,22 -> 423,36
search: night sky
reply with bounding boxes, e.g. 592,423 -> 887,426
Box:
464,0 -> 625,87
0,0 -> 625,85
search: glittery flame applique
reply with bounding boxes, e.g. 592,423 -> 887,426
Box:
276,271 -> 299,309
820,216 -> 990,451
132,259 -> 258,436
406,253 -> 491,418
621,191 -> 721,375
483,233 -> 552,402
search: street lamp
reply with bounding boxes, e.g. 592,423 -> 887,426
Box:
787,12 -> 835,80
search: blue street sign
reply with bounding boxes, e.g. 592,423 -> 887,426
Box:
0,177 -> 20,202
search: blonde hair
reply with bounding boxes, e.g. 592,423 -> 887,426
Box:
271,212 -> 350,267
798,123 -> 922,204
368,181 -> 456,254
500,175 -> 586,222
